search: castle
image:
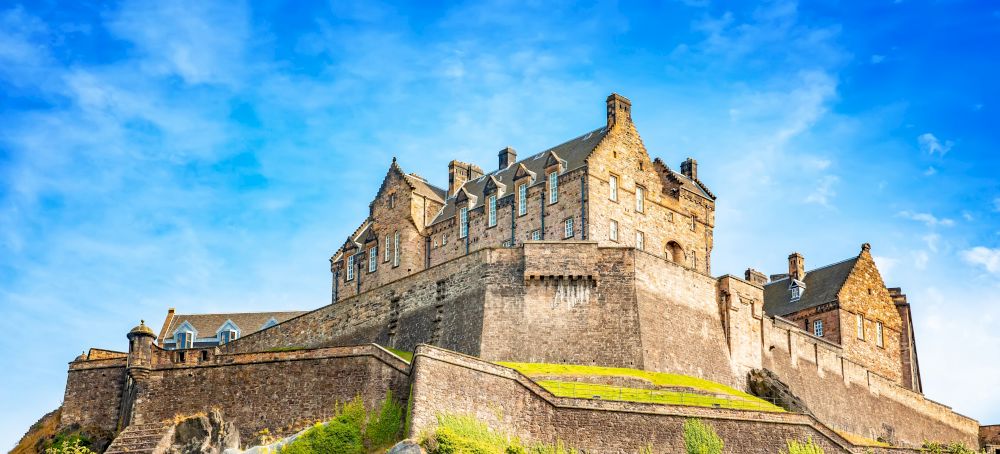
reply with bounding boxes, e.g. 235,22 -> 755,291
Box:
58,94 -> 980,453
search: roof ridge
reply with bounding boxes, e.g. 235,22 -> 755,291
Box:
172,310 -> 308,317
806,256 -> 858,274
463,126 -> 606,182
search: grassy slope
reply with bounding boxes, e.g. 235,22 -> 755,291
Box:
498,362 -> 784,412
384,347 -> 413,363
11,407 -> 61,454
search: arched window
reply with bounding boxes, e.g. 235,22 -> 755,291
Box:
665,241 -> 684,265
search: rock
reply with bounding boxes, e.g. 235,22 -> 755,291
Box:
168,409 -> 240,454
387,439 -> 425,454
747,368 -> 811,414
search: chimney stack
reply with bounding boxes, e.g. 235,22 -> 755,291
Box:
744,268 -> 768,286
606,93 -> 632,129
448,160 -> 484,197
681,158 -> 698,180
788,252 -> 805,281
498,147 -> 517,170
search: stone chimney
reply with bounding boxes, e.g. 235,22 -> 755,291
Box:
498,147 -> 517,170
788,252 -> 805,281
681,158 -> 698,180
448,160 -> 484,197
606,93 -> 632,129
744,268 -> 768,286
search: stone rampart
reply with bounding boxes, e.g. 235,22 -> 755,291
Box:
62,357 -> 127,432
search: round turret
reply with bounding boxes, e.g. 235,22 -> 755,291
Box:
127,320 -> 156,340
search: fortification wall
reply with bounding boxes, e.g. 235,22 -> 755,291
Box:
634,252 -> 736,387
225,250 -> 491,356
408,345 -> 855,454
762,318 -> 978,447
478,243 -> 645,368
131,345 -> 409,441
62,358 -> 127,432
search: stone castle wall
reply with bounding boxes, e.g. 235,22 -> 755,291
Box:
62,358 -> 127,433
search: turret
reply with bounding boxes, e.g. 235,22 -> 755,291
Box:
126,320 -> 156,379
606,93 -> 632,129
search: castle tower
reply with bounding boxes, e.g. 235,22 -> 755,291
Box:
606,93 -> 632,129
126,320 -> 156,379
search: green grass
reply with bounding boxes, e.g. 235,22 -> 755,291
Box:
383,347 -> 413,362
832,429 -> 889,448
498,362 -> 784,413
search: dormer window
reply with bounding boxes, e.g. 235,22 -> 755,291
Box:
220,329 -> 239,344
175,331 -> 193,349
347,255 -> 355,281
789,280 -> 805,301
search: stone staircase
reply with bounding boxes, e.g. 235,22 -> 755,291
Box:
105,422 -> 174,454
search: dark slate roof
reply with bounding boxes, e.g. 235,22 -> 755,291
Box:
763,257 -> 858,316
159,311 -> 307,343
403,173 -> 446,204
429,126 -> 609,225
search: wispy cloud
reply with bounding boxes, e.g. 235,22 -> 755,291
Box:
918,132 -> 954,156
870,54 -> 885,64
804,175 -> 839,206
897,210 -> 955,227
962,246 -> 1000,275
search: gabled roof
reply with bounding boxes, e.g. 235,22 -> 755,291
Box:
653,158 -> 715,201
763,257 -> 859,316
429,126 -> 608,225
158,311 -> 307,344
376,158 -> 447,205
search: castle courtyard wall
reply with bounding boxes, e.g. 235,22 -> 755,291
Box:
61,358 -> 127,433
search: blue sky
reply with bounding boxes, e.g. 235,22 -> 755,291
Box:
1,0 -> 998,448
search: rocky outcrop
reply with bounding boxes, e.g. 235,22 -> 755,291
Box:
747,368 -> 811,414
387,439 -> 425,454
167,409 -> 240,454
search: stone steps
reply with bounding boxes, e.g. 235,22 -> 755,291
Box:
105,423 -> 173,454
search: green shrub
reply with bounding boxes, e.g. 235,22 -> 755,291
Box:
922,441 -> 978,454
424,414 -> 576,454
44,438 -> 95,454
683,419 -> 723,454
781,438 -> 824,454
278,392 -> 404,454
366,391 -> 405,449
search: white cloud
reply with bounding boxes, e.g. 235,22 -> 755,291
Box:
923,166 -> 937,176
962,211 -> 974,221
917,133 -> 954,156
897,210 -> 955,227
872,255 -> 897,280
912,250 -> 929,270
804,175 -> 838,206
962,247 -> 1000,275
870,54 -> 885,64
922,233 -> 941,253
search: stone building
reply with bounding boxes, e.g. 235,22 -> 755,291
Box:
55,93 -> 980,453
982,425 -> 1000,453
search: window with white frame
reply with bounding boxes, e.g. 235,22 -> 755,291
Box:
518,184 -> 527,216
635,185 -> 644,212
636,231 -> 645,250
856,313 -> 864,340
368,246 -> 377,272
459,207 -> 469,238
813,320 -> 824,337
220,329 -> 239,344
347,255 -> 355,280
531,230 -> 541,241
488,195 -> 497,227
876,321 -> 884,348
548,172 -> 558,204
384,234 -> 390,262
175,331 -> 193,349
609,220 -> 618,242
564,218 -> 574,238
609,175 -> 618,201
393,232 -> 400,267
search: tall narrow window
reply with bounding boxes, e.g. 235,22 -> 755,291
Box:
813,320 -> 824,337
876,321 -> 884,348
531,230 -> 541,241
393,232 -> 400,267
564,218 -> 574,238
635,185 -> 644,212
368,246 -> 377,272
488,195 -> 497,227
609,175 -> 618,201
518,183 -> 527,216
609,220 -> 618,242
347,255 -> 355,281
548,172 -> 558,204
384,234 -> 390,262
636,231 -> 645,251
856,314 -> 864,340
459,207 -> 469,238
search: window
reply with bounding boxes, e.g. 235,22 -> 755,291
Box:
635,185 -> 644,212
564,218 -> 574,238
609,175 -> 618,201
175,331 -> 193,349
488,195 -> 497,227
393,232 -> 400,267
388,193 -> 396,208
346,255 -> 355,280
531,230 -> 541,241
548,172 -> 558,204
856,314 -> 864,340
518,184 -> 527,216
876,321 -> 884,348
384,235 -> 390,262
368,246 -> 377,272
459,207 -> 469,238
220,330 -> 238,344
790,284 -> 803,301
636,231 -> 645,251
502,239 -> 513,248
690,215 -> 697,231
814,320 -> 824,337
609,220 -> 618,242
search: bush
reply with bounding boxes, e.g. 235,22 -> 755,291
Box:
683,419 -> 723,454
782,438 -> 824,454
424,415 -> 576,454
366,391 -> 405,449
922,441 -> 978,454
278,392 -> 404,454
44,438 -> 95,454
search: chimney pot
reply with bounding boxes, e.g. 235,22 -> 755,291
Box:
744,268 -> 768,285
606,93 -> 632,129
788,252 -> 805,281
498,147 -> 517,170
